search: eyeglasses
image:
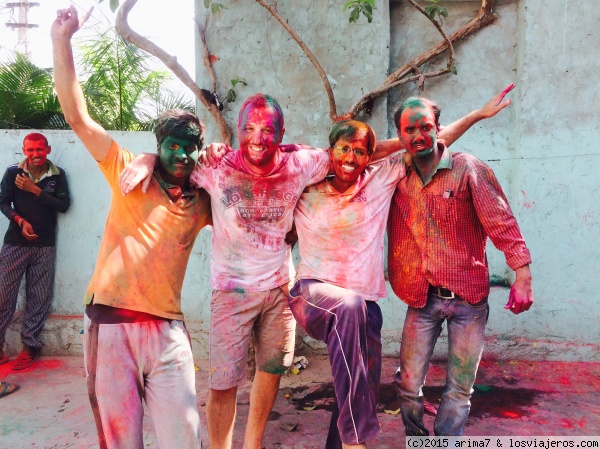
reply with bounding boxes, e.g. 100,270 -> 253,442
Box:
333,145 -> 369,158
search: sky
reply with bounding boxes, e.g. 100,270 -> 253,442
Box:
0,0 -> 196,80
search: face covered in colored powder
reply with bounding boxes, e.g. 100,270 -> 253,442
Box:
398,104 -> 438,160
22,138 -> 51,168
157,135 -> 199,184
329,134 -> 372,193
238,105 -> 284,172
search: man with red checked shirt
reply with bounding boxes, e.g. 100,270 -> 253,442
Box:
388,95 -> 533,436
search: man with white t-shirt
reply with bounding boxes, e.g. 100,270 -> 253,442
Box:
289,120 -> 400,449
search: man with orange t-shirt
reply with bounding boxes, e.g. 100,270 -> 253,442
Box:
52,6 -> 210,448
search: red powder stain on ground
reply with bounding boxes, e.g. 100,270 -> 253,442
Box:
501,410 -> 520,419
561,419 -> 575,429
559,376 -> 571,385
35,358 -> 65,370
574,417 -> 586,428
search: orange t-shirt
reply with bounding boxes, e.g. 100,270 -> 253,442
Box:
84,141 -> 211,320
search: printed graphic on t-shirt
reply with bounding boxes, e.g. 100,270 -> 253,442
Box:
45,181 -> 56,193
219,179 -> 299,224
350,189 -> 367,203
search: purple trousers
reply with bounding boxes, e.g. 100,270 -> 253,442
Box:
289,279 -> 383,448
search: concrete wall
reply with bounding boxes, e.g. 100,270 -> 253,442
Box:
1,0 -> 598,361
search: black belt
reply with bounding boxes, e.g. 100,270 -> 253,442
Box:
428,285 -> 456,299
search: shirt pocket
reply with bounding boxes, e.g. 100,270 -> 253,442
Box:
430,195 -> 471,239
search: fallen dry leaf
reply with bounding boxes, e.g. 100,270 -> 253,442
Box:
384,408 -> 401,415
303,405 -> 316,411
279,422 -> 298,432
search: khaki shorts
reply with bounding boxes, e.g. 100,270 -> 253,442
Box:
209,286 -> 296,390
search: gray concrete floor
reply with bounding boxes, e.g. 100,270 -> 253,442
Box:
1,355 -> 599,448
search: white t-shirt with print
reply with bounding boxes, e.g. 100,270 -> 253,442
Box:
190,146 -> 330,292
293,154 -> 406,300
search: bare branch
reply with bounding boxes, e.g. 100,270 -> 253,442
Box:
197,15 -> 217,94
255,0 -> 338,122
405,0 -> 455,74
115,0 -> 232,144
346,0 -> 496,119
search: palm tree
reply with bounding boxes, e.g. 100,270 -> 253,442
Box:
0,53 -> 68,129
80,29 -> 194,131
0,29 -> 194,131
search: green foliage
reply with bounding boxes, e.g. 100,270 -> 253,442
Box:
225,76 -> 248,103
343,0 -> 376,24
450,65 -> 457,75
0,53 -> 68,130
424,0 -> 448,24
203,0 -> 228,19
80,28 -> 194,131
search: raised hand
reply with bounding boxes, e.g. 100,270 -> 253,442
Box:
478,83 -> 515,119
50,5 -> 93,41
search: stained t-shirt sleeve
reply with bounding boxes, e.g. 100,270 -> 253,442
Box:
294,147 -> 330,186
189,163 -> 211,190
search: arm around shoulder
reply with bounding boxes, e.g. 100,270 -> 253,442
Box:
51,6 -> 111,162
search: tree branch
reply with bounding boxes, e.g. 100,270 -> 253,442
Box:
345,0 -> 496,119
197,15 -> 218,94
405,0 -> 455,75
115,0 -> 232,144
255,0 -> 338,121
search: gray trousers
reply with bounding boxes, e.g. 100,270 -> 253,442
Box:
0,244 -> 56,349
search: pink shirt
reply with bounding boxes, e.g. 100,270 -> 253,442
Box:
388,146 -> 532,307
190,146 -> 330,292
294,155 -> 406,300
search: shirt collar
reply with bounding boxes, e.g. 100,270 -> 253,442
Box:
154,169 -> 195,202
19,159 -> 59,182
406,143 -> 452,186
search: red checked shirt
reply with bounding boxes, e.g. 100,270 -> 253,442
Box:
387,144 -> 531,308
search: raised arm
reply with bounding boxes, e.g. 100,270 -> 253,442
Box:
51,6 -> 112,162
371,83 -> 515,161
438,83 -> 515,147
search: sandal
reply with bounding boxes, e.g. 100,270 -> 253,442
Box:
12,346 -> 40,371
0,381 -> 20,399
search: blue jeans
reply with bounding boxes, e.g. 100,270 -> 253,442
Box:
289,279 -> 383,448
396,292 -> 489,436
